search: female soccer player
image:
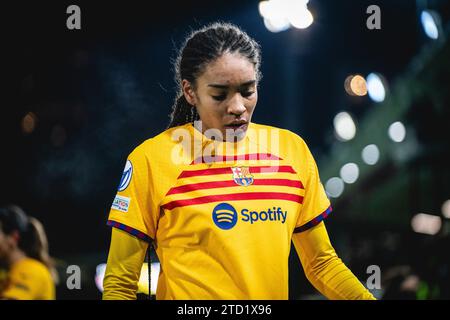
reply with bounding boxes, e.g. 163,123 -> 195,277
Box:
0,205 -> 57,299
103,22 -> 375,300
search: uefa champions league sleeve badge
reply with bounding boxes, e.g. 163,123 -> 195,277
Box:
118,160 -> 133,192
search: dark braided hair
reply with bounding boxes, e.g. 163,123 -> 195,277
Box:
168,22 -> 262,129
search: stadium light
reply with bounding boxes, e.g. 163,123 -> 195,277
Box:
325,177 -> 345,198
340,163 -> 359,184
420,10 -> 440,40
21,112 -> 38,135
366,73 -> 387,103
442,200 -> 450,219
333,111 -> 356,141
344,74 -> 367,96
411,213 -> 442,235
263,17 -> 290,33
288,3 -> 314,29
362,144 -> 380,165
259,0 -> 313,32
388,121 -> 406,142
95,262 -> 161,295
95,263 -> 107,292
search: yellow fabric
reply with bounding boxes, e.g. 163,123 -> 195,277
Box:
297,138 -> 331,228
103,228 -> 148,300
293,221 -> 375,300
0,268 -> 9,293
1,257 -> 55,300
104,122 -> 353,299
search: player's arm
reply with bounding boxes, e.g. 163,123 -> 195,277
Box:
104,143 -> 157,299
292,221 -> 376,300
103,228 -> 148,300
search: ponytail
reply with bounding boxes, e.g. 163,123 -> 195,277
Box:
22,217 -> 58,283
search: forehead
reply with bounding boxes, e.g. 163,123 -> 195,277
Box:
199,52 -> 256,86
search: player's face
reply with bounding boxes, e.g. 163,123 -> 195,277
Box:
185,52 -> 258,142
0,227 -> 11,262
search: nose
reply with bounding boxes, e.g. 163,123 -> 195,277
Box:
227,94 -> 246,117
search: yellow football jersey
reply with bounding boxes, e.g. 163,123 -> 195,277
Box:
1,257 -> 55,300
107,122 -> 331,299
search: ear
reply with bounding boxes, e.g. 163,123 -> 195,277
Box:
181,79 -> 197,106
8,230 -> 20,246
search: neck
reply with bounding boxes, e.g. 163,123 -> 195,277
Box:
8,249 -> 26,267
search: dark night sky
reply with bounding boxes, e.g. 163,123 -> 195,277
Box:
2,0 -> 448,258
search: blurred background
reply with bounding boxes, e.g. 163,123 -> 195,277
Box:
2,0 -> 450,299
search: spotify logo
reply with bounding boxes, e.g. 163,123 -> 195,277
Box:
212,203 -> 238,230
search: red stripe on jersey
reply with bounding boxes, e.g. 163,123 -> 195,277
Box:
161,192 -> 304,210
191,153 -> 282,164
178,165 -> 297,179
166,179 -> 304,195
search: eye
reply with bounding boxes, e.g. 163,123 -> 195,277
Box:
241,91 -> 255,98
212,94 -> 227,101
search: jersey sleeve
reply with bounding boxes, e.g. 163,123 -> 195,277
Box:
294,140 -> 332,233
103,228 -> 148,300
107,144 -> 158,242
292,222 -> 375,299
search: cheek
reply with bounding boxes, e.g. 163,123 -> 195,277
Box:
194,104 -> 222,130
198,100 -> 223,118
0,235 -> 11,252
247,97 -> 257,113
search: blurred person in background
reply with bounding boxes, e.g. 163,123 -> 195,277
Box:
381,265 -> 419,300
103,22 -> 375,300
0,205 -> 57,300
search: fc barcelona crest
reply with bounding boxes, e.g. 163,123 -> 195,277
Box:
231,166 -> 254,186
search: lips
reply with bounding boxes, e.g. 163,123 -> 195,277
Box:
223,121 -> 249,141
224,121 -> 248,131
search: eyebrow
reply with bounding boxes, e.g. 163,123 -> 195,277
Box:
207,80 -> 256,89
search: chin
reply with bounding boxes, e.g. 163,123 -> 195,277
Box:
223,129 -> 247,142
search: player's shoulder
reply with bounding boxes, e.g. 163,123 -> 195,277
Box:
250,122 -> 308,148
12,258 -> 50,278
129,123 -> 191,159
